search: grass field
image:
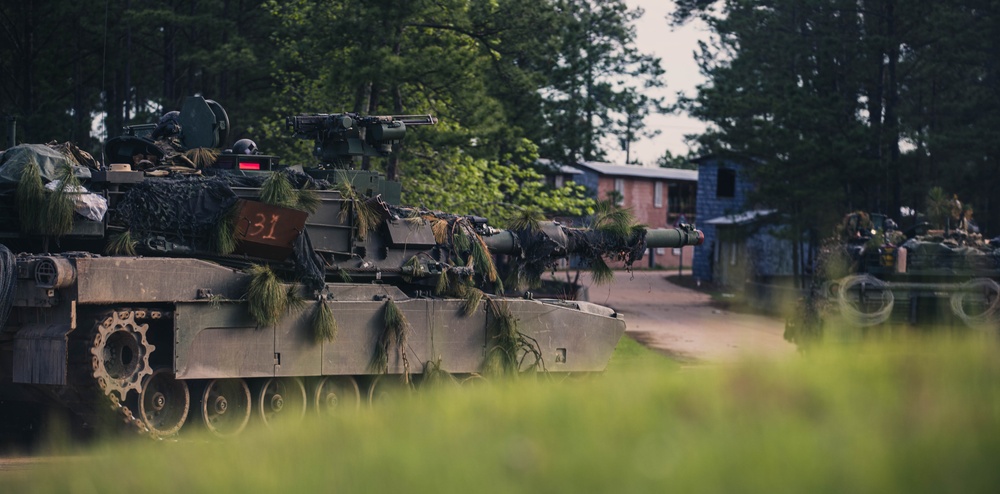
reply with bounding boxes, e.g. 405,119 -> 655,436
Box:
7,333 -> 1000,493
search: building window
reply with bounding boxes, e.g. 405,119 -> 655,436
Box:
717,167 -> 736,198
654,182 -> 663,208
668,182 -> 696,225
614,178 -> 625,205
554,175 -> 564,188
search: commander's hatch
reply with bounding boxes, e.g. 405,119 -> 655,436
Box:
105,96 -> 230,165
178,96 -> 229,149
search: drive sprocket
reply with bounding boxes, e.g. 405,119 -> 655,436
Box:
90,309 -> 156,401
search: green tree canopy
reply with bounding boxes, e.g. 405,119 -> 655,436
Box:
674,0 -> 1000,236
1,1 -> 666,225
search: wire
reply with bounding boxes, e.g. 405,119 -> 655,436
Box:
950,278 -> 1000,329
837,274 -> 894,327
0,244 -> 17,331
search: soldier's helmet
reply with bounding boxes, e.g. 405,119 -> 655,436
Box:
151,111 -> 182,139
232,139 -> 259,155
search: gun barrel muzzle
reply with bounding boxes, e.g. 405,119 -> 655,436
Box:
391,114 -> 438,126
644,227 -> 704,248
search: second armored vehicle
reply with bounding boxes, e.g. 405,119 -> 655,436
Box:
805,211 -> 1000,333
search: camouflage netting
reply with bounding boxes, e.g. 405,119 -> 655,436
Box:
388,207 -> 500,293
507,226 -> 567,287
390,204 -> 649,292
392,202 -> 646,291
112,177 -> 239,250
565,227 -> 648,267
112,169 -> 328,289
510,227 -> 649,288
291,227 -> 326,291
204,167 -> 331,190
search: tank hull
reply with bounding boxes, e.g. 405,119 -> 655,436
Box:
1,255 -> 624,436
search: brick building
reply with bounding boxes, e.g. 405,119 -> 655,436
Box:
571,161 -> 698,268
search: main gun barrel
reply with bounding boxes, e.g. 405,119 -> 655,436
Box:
482,222 -> 703,257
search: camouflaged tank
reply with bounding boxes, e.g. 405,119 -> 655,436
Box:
808,211 -> 1000,332
0,97 -> 703,437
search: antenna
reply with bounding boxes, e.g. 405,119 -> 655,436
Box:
100,0 -> 110,165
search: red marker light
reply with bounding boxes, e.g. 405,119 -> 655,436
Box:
238,162 -> 262,170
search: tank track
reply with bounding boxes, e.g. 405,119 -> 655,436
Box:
88,308 -> 164,439
90,310 -> 155,401
80,308 -> 478,439
81,307 -> 365,439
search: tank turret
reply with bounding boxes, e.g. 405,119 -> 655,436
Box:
0,97 -> 703,438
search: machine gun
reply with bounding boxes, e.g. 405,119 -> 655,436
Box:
286,113 -> 437,167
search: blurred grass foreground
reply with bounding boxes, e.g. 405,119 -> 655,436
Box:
10,334 -> 1000,493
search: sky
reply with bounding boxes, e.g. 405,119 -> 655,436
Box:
607,0 -> 711,166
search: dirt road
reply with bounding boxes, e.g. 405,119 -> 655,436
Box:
579,270 -> 797,362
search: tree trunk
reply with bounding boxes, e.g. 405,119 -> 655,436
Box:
864,0 -> 885,213
124,0 -> 133,122
360,82 -> 380,171
164,24 -> 176,104
884,0 -> 902,223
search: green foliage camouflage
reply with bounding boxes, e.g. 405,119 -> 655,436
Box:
16,161 -> 80,238
311,298 -> 338,344
245,264 -> 288,328
482,297 -> 543,376
336,178 -> 381,241
15,159 -> 45,233
105,230 -> 138,256
212,202 -> 242,256
370,300 -> 412,378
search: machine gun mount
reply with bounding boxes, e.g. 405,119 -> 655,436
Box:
286,113 -> 437,167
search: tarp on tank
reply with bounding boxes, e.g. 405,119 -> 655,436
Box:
0,144 -> 92,184
901,237 -> 1000,271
